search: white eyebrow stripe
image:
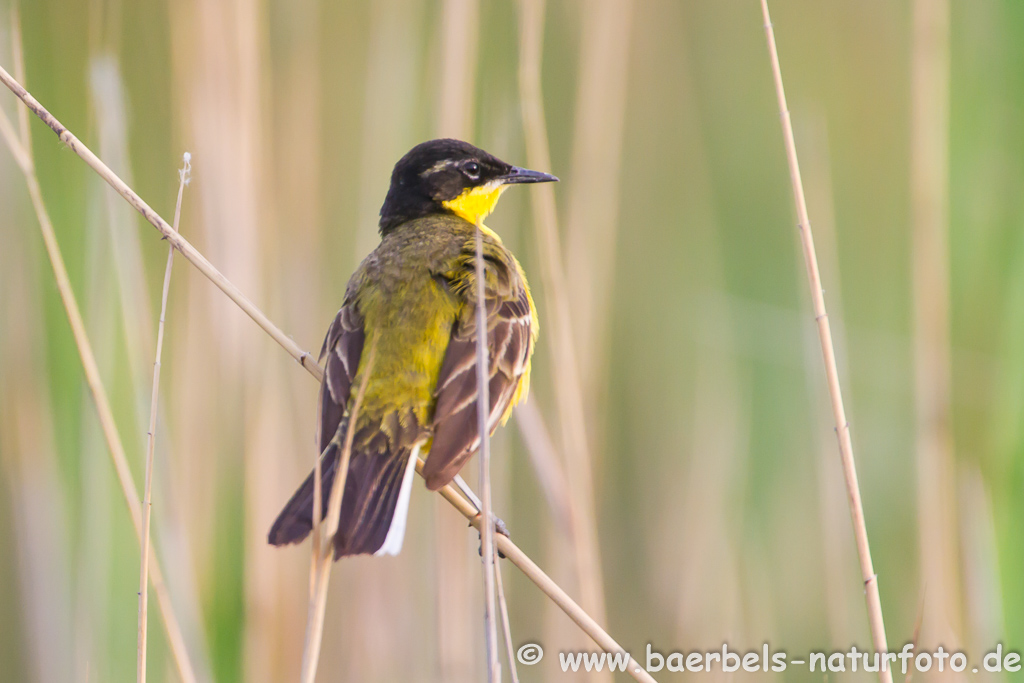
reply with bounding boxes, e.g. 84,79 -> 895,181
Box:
420,159 -> 455,177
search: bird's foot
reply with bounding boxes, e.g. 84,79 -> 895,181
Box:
472,513 -> 509,559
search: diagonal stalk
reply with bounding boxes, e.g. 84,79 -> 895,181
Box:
759,3 -> 892,681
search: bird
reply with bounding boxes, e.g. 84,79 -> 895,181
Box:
268,138 -> 556,558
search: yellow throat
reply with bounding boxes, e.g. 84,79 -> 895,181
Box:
442,181 -> 509,234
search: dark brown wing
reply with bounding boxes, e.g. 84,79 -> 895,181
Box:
422,250 -> 535,491
267,302 -> 364,548
318,303 -> 365,454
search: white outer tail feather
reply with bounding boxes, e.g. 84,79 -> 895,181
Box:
375,443 -> 421,556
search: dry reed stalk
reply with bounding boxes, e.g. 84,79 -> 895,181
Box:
77,228 -> 118,680
310,402 -> 325,605
759,3 -> 892,681
797,113 -> 862,647
434,3 -> 480,676
436,0 -> 478,141
3,378 -> 76,682
516,0 -> 610,646
910,0 -> 964,661
240,2 -> 324,665
352,0 -> 424,261
565,0 -> 632,387
300,345 -> 374,683
0,61 -> 656,683
676,309 -> 746,652
0,222 -> 76,683
174,8 -> 278,669
958,464 -> 1004,652
474,220 -> 500,683
0,91 -> 199,683
493,547 -> 520,683
558,20 -> 632,654
513,400 -> 573,535
137,153 -> 191,683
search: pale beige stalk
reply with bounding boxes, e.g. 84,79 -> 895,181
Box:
300,347 -> 374,683
910,0 -> 964,665
0,62 -> 656,683
565,0 -> 632,388
494,548 -> 520,683
138,154 -> 190,683
434,4 -> 481,678
513,401 -> 573,536
0,194 -> 76,683
759,3 -> 892,682
796,114 -> 863,647
473,221 -> 500,683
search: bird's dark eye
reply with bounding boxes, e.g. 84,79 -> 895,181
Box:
463,161 -> 481,179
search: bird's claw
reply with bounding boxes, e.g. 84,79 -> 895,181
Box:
472,513 -> 509,559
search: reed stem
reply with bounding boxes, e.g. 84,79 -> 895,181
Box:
759,4 -> 892,681
137,153 -> 191,683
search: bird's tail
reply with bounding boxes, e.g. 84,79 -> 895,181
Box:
268,440 -> 420,558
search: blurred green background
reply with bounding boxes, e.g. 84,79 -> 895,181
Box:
0,0 -> 1020,681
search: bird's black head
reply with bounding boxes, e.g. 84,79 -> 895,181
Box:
379,138 -> 557,234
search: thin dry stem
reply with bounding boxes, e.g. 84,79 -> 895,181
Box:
324,346 -> 376,543
0,97 -> 199,683
797,113 -> 861,647
10,5 -> 29,148
301,346 -> 375,683
137,153 -> 191,683
474,220 -> 499,682
434,5 -> 480,676
0,98 -> 28,169
759,3 -> 892,681
436,0 -> 478,140
0,62 -> 654,683
310,396 -> 324,603
494,547 -> 519,683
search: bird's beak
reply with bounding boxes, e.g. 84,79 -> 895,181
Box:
500,166 -> 559,184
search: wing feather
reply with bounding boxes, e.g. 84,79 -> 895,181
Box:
423,251 -> 535,491
318,304 -> 365,454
